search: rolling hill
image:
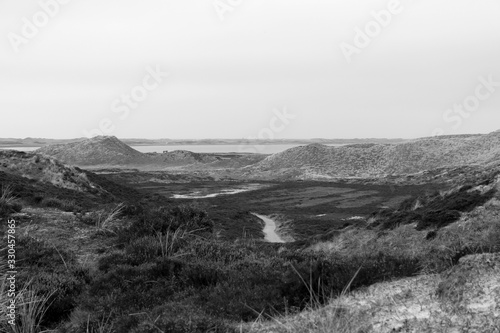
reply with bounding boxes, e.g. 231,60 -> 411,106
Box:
246,131 -> 500,180
35,135 -> 267,169
32,132 -> 500,180
0,149 -> 103,193
36,135 -> 147,165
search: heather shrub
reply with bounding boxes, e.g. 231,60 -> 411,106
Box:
184,238 -> 259,264
124,235 -> 161,261
416,210 -> 461,230
118,301 -> 232,333
199,259 -> 283,320
82,260 -> 184,315
119,204 -> 214,244
12,236 -> 89,328
179,259 -> 222,289
373,185 -> 496,230
0,184 -> 22,217
277,250 -> 421,310
40,197 -> 82,212
62,185 -> 500,331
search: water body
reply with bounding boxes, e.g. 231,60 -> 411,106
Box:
133,144 -> 345,155
0,147 -> 39,151
251,213 -> 285,243
0,144 -> 346,155
172,184 -> 264,199
173,188 -> 252,199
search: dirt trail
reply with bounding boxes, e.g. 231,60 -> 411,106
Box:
252,213 -> 285,243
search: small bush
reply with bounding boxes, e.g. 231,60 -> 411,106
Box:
199,259 -> 283,321
119,204 -> 214,244
112,301 -> 231,333
279,251 -> 421,310
79,203 -> 125,229
0,184 -> 22,217
40,197 -> 82,212
374,186 -> 496,230
120,203 -> 144,217
80,259 -> 185,318
183,238 -> 254,264
179,260 -> 222,289
416,210 -> 461,230
13,237 -> 89,327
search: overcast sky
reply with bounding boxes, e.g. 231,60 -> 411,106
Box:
1,0 -> 499,139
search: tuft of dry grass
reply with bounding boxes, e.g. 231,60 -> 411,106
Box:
157,228 -> 186,259
240,296 -> 370,333
239,263 -> 369,333
156,226 -> 206,258
1,185 -> 16,206
0,184 -> 22,216
11,287 -> 54,333
246,200 -> 500,333
86,312 -> 115,333
244,252 -> 500,333
1,258 -> 54,333
307,198 -> 500,274
81,203 -> 125,230
96,203 -> 125,229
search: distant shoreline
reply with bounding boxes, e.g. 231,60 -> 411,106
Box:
0,138 -> 409,148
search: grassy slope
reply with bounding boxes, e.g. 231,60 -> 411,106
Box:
1,154 -> 499,332
249,131 -> 500,180
127,179 -> 444,240
242,179 -> 500,332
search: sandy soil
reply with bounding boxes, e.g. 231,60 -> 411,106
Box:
251,213 -> 286,243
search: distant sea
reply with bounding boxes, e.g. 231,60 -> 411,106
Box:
133,144 -> 346,154
0,147 -> 39,151
0,144 -> 346,155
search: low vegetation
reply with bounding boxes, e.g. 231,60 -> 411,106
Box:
39,197 -> 82,212
3,189 -> 499,332
1,160 -> 499,332
370,171 -> 499,230
10,287 -> 54,333
78,203 -> 125,229
0,185 -> 22,217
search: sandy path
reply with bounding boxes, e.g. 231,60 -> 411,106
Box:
252,213 -> 286,243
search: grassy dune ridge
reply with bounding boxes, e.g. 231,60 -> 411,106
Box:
249,131 -> 500,180
0,143 -> 499,332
